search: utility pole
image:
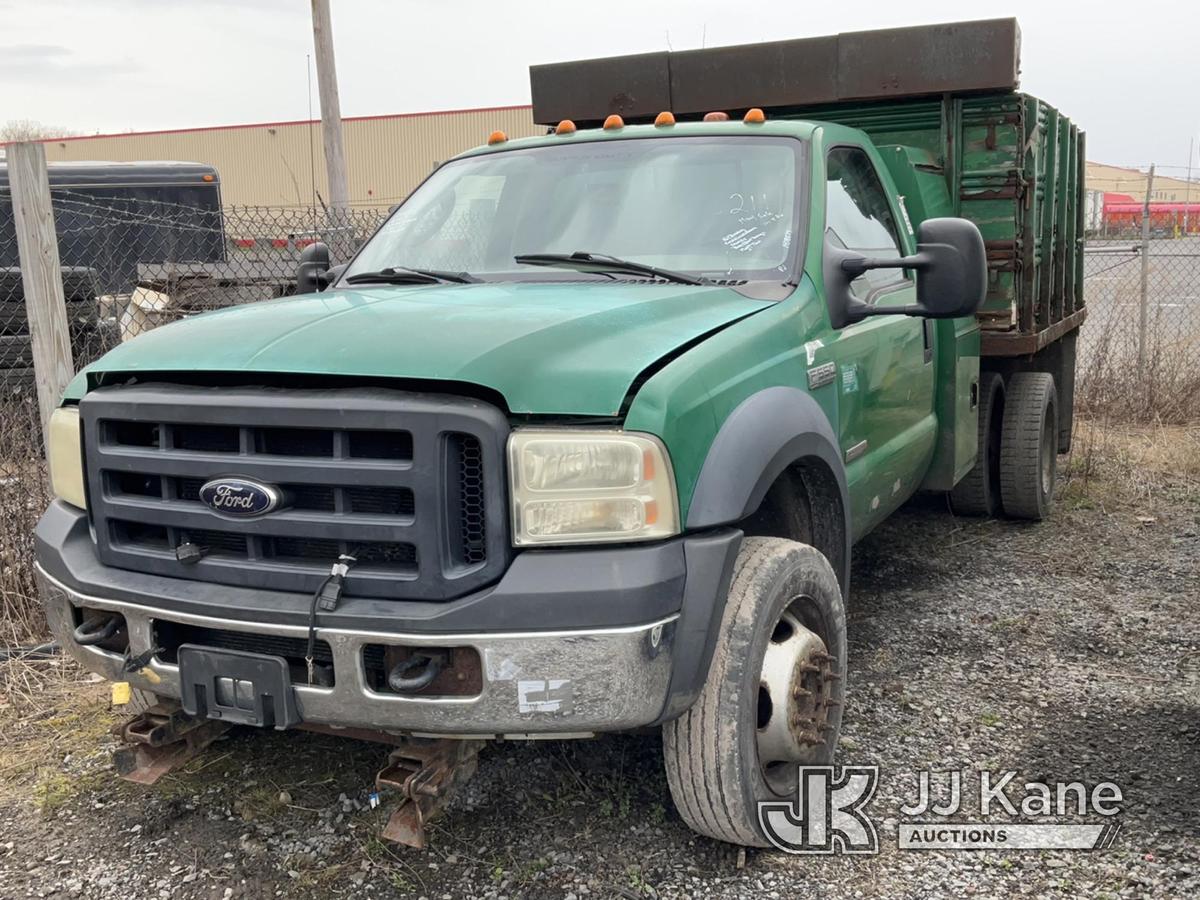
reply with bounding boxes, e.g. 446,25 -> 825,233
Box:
1137,164 -> 1155,376
8,142 -> 73,441
310,0 -> 349,216
1185,136 -> 1194,236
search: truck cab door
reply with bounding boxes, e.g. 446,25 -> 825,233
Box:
821,145 -> 937,539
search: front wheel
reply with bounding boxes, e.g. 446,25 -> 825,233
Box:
662,537 -> 847,846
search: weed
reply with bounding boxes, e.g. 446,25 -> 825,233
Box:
390,872 -> 414,892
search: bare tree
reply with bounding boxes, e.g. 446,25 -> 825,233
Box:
1,119 -> 78,143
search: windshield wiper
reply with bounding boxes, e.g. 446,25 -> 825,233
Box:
514,251 -> 704,286
345,266 -> 479,285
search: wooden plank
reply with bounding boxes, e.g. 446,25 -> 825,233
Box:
8,141 -> 74,440
1036,106 -> 1058,331
1052,117 -> 1071,321
981,307 -> 1087,357
1060,125 -> 1078,316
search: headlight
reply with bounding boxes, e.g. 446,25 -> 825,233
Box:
47,406 -> 87,510
508,430 -> 679,545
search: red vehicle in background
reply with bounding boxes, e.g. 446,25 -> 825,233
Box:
1103,192 -> 1200,236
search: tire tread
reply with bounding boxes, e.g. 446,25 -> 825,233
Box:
662,537 -> 843,846
999,371 -> 1057,520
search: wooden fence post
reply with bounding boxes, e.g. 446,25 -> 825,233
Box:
8,141 -> 73,442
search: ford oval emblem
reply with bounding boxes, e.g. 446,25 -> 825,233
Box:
198,477 -> 282,518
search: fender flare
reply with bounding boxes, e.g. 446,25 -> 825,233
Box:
686,386 -> 851,591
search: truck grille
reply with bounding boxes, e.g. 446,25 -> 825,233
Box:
80,384 -> 510,601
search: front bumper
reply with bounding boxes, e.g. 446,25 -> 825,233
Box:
36,502 -> 741,735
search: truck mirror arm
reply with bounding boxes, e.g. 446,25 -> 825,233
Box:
839,251 -> 932,279
840,251 -> 934,323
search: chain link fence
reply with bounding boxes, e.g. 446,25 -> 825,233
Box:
0,194 -> 388,639
1078,236 -> 1200,422
1,193 -> 389,386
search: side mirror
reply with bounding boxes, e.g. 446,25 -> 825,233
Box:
824,217 -> 986,327
296,241 -> 332,294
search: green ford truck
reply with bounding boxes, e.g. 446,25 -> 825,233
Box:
36,19 -> 1083,846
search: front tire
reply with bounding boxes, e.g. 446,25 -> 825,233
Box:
662,537 -> 847,846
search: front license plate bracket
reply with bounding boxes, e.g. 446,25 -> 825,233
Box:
177,644 -> 300,729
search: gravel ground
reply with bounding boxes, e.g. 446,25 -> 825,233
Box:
1,430 -> 1197,899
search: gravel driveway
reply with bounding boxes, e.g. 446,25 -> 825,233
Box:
1,429 -> 1197,899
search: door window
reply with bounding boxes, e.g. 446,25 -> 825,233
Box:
825,147 -> 905,299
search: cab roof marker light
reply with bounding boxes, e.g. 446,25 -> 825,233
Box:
743,108 -> 766,124
603,114 -> 625,130
703,111 -> 730,122
555,119 -> 577,135
654,111 -> 676,127
487,130 -> 508,145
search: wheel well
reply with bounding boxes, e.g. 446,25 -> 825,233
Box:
739,458 -> 848,594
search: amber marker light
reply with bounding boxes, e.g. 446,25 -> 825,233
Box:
603,114 -> 625,130
201,173 -> 215,182
555,119 -> 577,135
703,111 -> 730,122
487,130 -> 508,145
743,108 -> 766,124
654,111 -> 676,126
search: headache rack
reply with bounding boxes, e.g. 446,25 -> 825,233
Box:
78,384 -> 510,602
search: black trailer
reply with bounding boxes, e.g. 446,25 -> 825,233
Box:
0,160 -> 223,388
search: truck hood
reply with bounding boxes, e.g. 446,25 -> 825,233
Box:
72,282 -> 769,414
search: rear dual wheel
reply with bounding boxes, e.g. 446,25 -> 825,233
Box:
951,371 -> 1059,522
999,372 -> 1058,521
950,372 -> 1006,517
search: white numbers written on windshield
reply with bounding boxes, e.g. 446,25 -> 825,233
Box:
724,192 -> 786,254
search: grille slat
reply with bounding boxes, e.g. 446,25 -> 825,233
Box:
82,385 -> 509,602
99,498 -> 415,542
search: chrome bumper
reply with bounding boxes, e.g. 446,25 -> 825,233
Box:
37,565 -> 677,737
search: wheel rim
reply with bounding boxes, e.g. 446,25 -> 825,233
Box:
1040,408 -> 1055,495
755,604 -> 836,794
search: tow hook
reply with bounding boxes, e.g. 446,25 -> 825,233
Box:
73,614 -> 120,646
387,651 -> 446,693
375,737 -> 483,848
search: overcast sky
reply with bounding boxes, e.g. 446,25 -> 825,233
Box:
0,0 -> 1195,173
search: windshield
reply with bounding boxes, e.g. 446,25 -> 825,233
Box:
344,136 -> 805,283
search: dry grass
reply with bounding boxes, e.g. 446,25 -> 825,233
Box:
0,396 -> 51,643
1077,300 -> 1200,425
0,660 -> 117,801
1063,417 -> 1200,511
